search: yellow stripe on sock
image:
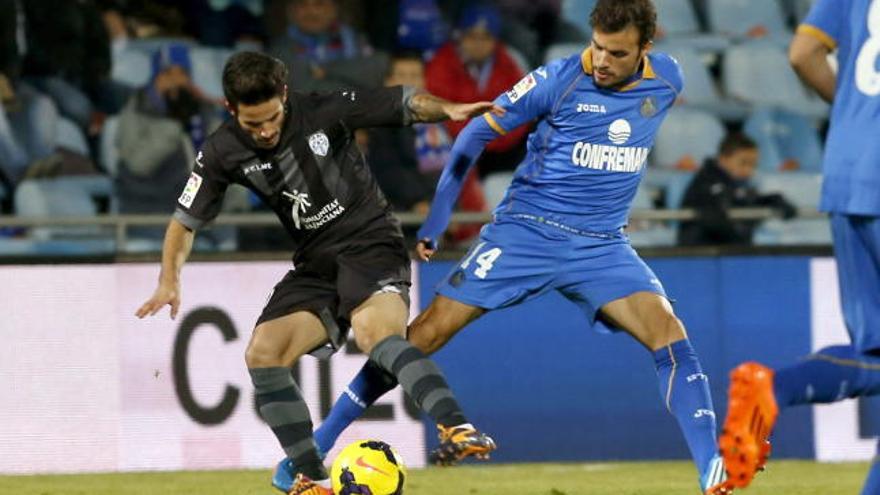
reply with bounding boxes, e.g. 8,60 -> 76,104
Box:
665,344 -> 677,412
810,353 -> 880,370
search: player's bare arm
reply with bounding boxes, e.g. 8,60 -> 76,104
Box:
407,92 -> 504,123
789,31 -> 836,103
135,219 -> 194,320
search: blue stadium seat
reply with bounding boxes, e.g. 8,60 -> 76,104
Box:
560,0 -> 598,36
483,171 -> 514,210
722,41 -> 828,118
707,0 -> 791,44
744,107 -> 824,172
191,47 -> 231,101
753,172 -> 831,245
659,45 -> 746,120
55,117 -> 89,156
544,43 -> 585,63
652,107 -> 725,170
14,177 -> 113,240
626,184 -> 677,247
643,168 -> 696,209
655,0 -> 729,52
111,44 -> 152,88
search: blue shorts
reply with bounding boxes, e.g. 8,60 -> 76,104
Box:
436,217 -> 667,333
831,214 -> 880,353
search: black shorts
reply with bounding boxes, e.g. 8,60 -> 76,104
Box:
256,236 -> 411,357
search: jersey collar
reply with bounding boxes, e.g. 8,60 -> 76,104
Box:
580,47 -> 655,91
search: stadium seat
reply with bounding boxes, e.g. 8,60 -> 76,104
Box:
659,45 -> 746,120
652,107 -> 725,170
191,46 -> 231,101
706,0 -> 791,45
111,42 -> 152,88
627,182 -> 677,247
483,172 -> 514,210
544,42 -> 585,63
743,107 -> 823,172
643,168 -> 695,209
55,117 -> 89,156
560,0 -> 598,36
654,0 -> 729,53
99,116 -> 120,177
14,177 -> 113,240
722,41 -> 828,118
753,172 -> 831,245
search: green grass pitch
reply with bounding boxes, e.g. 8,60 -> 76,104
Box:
0,460 -> 868,494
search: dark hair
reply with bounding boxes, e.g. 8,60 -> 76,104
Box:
222,51 -> 288,108
590,0 -> 657,46
718,132 -> 758,156
384,51 -> 424,79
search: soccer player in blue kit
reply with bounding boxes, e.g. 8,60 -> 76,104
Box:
719,0 -> 880,492
313,1 -> 731,492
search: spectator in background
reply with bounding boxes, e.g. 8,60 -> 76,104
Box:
270,0 -> 388,92
115,44 -> 222,240
678,133 -> 797,246
20,0 -> 127,139
0,0 -> 57,192
426,3 -> 530,177
365,52 -> 486,243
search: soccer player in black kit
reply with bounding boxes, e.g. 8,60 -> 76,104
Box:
136,52 -> 497,495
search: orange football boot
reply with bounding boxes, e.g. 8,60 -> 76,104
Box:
719,362 -> 779,489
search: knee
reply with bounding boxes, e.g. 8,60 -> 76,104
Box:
245,329 -> 286,368
646,313 -> 687,351
351,315 -> 404,355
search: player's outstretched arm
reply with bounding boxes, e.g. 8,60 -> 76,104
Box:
789,31 -> 836,103
416,116 -> 499,260
135,219 -> 195,320
407,92 -> 503,124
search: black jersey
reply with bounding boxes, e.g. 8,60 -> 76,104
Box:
173,86 -> 412,259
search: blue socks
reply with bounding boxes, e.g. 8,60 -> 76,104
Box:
861,440 -> 880,495
774,345 -> 880,407
314,360 -> 398,455
653,339 -> 718,476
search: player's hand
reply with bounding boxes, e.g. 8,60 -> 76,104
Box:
136,282 -> 181,320
444,101 -> 505,121
416,238 -> 436,261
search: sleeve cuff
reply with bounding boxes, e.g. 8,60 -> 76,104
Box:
797,24 -> 837,50
401,85 -> 417,126
483,112 -> 507,135
173,208 -> 207,231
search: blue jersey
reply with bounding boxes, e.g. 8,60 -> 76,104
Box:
418,49 -> 683,244
484,50 -> 682,233
800,0 -> 880,215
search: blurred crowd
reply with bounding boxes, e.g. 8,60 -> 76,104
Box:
0,0 -> 830,253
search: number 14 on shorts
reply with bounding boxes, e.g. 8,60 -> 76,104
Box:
460,242 -> 503,279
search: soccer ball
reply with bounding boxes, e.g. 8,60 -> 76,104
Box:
330,440 -> 406,495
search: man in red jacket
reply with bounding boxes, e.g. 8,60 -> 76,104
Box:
426,3 -> 531,178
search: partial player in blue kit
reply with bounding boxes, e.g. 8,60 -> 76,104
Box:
315,1 -> 731,493
719,0 -> 880,492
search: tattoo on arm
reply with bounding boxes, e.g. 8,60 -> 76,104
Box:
407,92 -> 451,123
